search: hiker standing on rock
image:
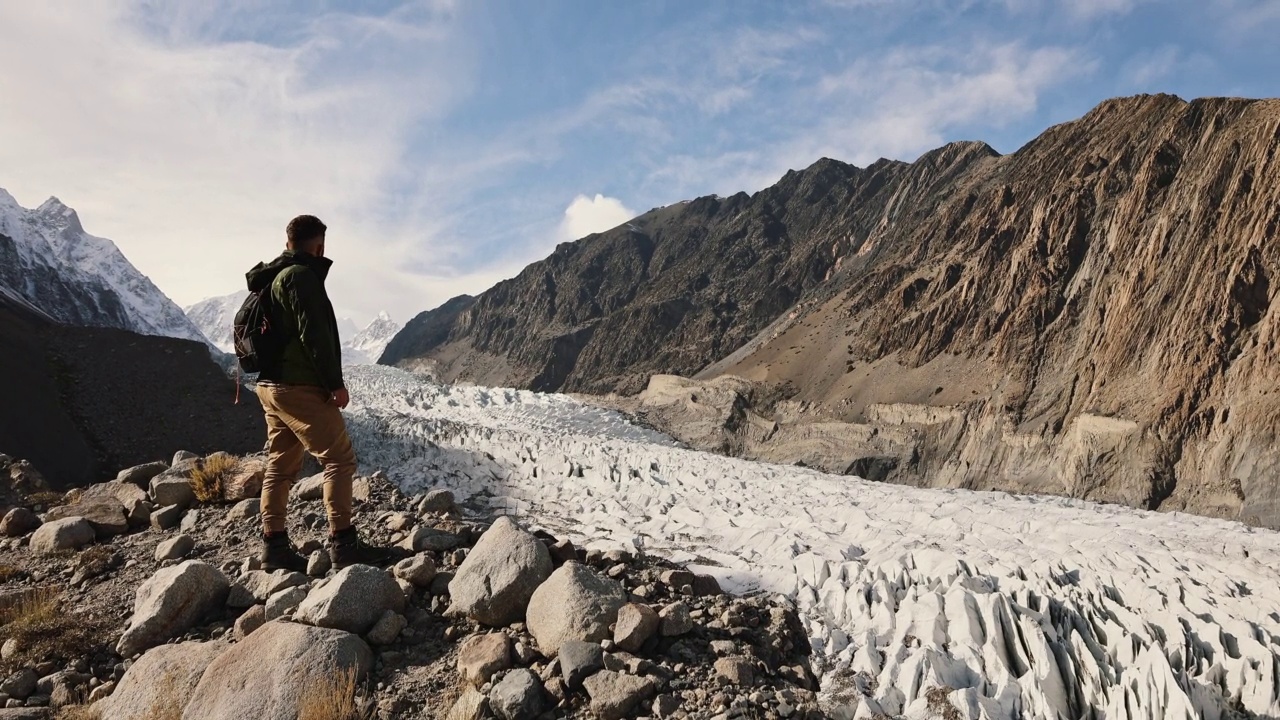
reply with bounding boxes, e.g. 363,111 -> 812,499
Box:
238,214 -> 395,572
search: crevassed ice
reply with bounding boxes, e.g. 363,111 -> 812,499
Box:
343,365 -> 1280,720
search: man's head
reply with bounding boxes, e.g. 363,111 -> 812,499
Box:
286,215 -> 327,257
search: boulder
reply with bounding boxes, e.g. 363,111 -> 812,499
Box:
582,670 -> 656,720
184,622 -> 372,720
289,473 -> 325,501
45,495 -> 128,537
659,602 -> 694,636
154,534 -> 195,562
172,451 -> 198,465
179,509 -> 200,534
692,573 -> 722,596
150,504 -> 182,531
400,525 -> 465,552
526,562 -> 627,657
295,565 -> 405,634
233,605 -> 266,639
40,670 -> 89,708
226,498 -> 260,521
558,640 -> 604,689
366,610 -> 406,645
97,640 -> 224,720
457,633 -> 512,688
0,508 -> 40,537
29,517 -> 94,555
116,461 -> 169,488
124,497 -> 153,529
235,570 -> 309,603
149,473 -> 196,510
117,561 -> 230,657
714,656 -> 755,686
447,517 -> 552,626
0,710 -> 53,720
0,668 -> 37,699
264,586 -> 308,621
82,480 -> 148,508
446,687 -> 489,720
393,554 -> 438,587
306,550 -> 331,578
418,488 -> 456,515
614,603 -> 660,652
489,669 -> 544,720
223,461 -> 263,502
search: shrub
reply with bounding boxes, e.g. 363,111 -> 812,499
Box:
298,666 -> 367,720
190,453 -> 240,503
0,588 -> 113,674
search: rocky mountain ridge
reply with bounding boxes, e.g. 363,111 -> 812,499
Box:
382,94 -> 1280,527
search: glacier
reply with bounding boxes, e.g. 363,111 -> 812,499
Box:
341,364 -> 1280,720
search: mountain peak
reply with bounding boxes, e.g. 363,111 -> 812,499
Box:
35,196 -> 83,232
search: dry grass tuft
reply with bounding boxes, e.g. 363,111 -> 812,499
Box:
298,666 -> 367,720
190,453 -> 240,503
54,703 -> 103,720
0,588 -> 113,674
25,490 -> 66,509
0,564 -> 25,583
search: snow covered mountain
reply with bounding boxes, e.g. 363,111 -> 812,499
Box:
185,292 -> 400,366
342,364 -> 1280,720
0,188 -> 211,346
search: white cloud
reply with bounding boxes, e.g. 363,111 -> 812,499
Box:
559,194 -> 637,241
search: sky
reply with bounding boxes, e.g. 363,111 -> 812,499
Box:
1,1 -> 1278,326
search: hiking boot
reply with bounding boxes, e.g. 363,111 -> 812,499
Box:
329,526 -> 399,569
261,532 -> 308,573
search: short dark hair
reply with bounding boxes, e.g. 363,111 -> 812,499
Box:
286,215 -> 327,246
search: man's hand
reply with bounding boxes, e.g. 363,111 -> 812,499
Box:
330,388 -> 350,409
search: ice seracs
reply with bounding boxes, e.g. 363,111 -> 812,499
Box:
340,365 -> 1280,720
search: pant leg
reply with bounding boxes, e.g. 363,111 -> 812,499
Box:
256,384 -> 357,533
256,385 -> 306,534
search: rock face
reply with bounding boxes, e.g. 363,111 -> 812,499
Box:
98,640 -> 225,720
117,561 -> 230,657
183,621 -> 372,720
380,95 -> 1280,528
447,517 -> 553,626
526,561 -> 628,656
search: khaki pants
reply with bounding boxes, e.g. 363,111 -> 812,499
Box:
256,383 -> 355,534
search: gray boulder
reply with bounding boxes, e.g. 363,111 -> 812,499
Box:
98,640 -> 224,720
233,605 -> 266,639
558,640 -> 604,689
393,554 -> 437,587
116,461 -> 169,488
457,633 -> 511,688
264,586 -> 308,621
45,495 -> 128,537
184,621 -> 371,720
418,488 -> 456,515
295,565 -> 405,634
150,504 -> 182,531
172,451 -> 198,465
446,687 -> 489,720
117,561 -> 230,657
526,561 -> 627,657
235,570 -> 309,603
614,603 -> 660,652
447,517 -> 552,626
29,517 -> 94,555
155,534 -> 195,562
0,668 -> 37,699
149,472 -> 196,510
366,610 -> 406,645
583,670 -> 656,720
289,473 -> 325,501
489,669 -> 544,720
0,508 -> 40,537
226,498 -> 260,521
659,602 -> 695,636
400,525 -> 465,552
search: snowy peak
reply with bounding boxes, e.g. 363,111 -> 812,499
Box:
184,290 -> 248,354
0,186 -> 212,348
344,312 -> 401,365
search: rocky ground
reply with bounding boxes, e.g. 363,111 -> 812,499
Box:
0,452 -> 825,720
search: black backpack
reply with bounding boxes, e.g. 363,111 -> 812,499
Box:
232,288 -> 284,374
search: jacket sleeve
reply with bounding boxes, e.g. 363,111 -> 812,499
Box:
279,269 -> 345,392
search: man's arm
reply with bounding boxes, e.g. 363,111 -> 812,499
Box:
279,269 -> 345,393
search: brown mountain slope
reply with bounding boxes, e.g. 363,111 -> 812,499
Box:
385,94 -> 1280,526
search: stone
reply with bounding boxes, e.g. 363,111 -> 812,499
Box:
40,670 -> 87,707
236,570 -> 309,603
306,550 -> 331,578
659,569 -> 696,589
613,603 -> 660,652
582,670 -> 656,720
659,602 -> 695,636
445,687 -> 488,720
289,473 -> 325,501
117,561 -> 230,657
714,657 -> 755,686
223,462 -> 263,502
154,534 -> 195,562
184,621 -> 372,720
489,669 -> 544,720
172,451 -> 198,465
526,561 -> 628,657
548,539 -> 577,565
89,681 -> 116,702
149,473 -> 196,510
225,584 -> 255,609
116,461 -> 169,488
28,517 -> 94,555
264,586 -> 308,621
417,488 -> 456,515
96,640 -> 224,720
366,610 -> 406,645
557,640 -> 604,689
710,640 -> 737,656
652,694 -> 681,718
447,517 -> 552,627
295,565 -> 405,635
45,495 -> 128,537
393,554 -> 437,587
149,504 -> 182,531
81,480 -> 148,509
179,509 -> 200,534
226,498 -> 260,521
0,670 -> 36,700
692,574 -> 722,596
124,498 -> 153,529
456,633 -> 511,688
430,572 -> 454,597
233,605 -> 266,639
0,509 -> 40,538
400,525 -> 465,552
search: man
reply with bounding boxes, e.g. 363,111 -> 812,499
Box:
245,214 -> 393,571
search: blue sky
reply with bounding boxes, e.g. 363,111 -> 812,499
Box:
1,1 -> 1278,324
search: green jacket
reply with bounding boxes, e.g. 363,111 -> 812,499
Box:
244,250 -> 344,391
